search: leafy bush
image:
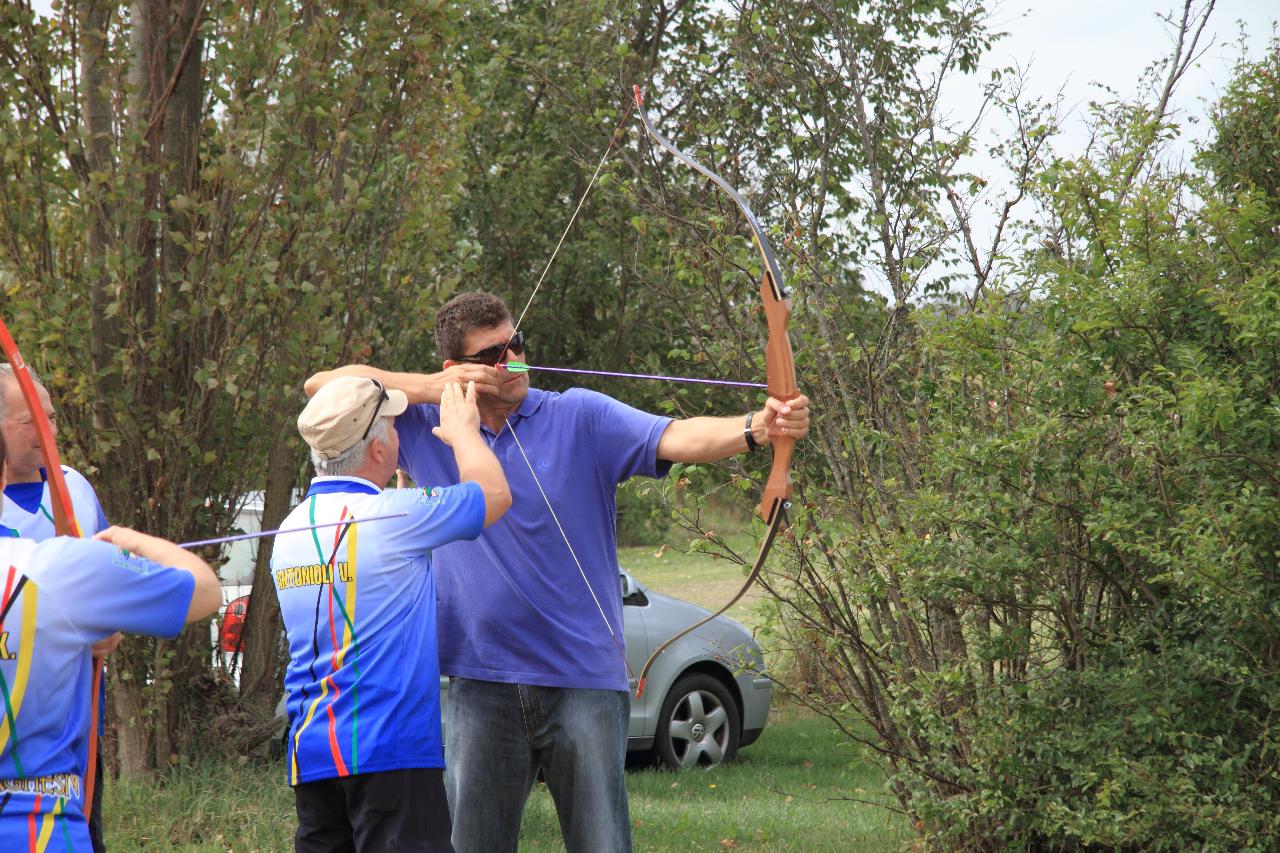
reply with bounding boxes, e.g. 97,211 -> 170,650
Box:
615,478 -> 672,547
761,37 -> 1280,850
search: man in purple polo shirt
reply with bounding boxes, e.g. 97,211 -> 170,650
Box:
306,291 -> 810,853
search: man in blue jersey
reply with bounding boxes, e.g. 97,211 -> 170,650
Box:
0,363 -> 115,852
274,376 -> 510,853
306,291 -> 811,853
0,433 -> 222,852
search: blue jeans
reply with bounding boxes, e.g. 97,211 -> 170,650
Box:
444,678 -> 631,853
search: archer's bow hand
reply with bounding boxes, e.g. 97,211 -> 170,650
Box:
431,381 -> 482,447
756,393 -> 811,444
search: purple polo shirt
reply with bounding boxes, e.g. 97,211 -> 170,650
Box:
397,387 -> 671,691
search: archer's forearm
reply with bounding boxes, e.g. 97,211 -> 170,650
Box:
657,413 -> 765,463
304,366 -> 441,404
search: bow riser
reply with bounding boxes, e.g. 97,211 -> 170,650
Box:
759,271 -> 797,521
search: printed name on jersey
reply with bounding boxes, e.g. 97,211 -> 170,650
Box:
0,773 -> 82,799
275,560 -> 355,590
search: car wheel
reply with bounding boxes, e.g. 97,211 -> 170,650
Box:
655,673 -> 740,770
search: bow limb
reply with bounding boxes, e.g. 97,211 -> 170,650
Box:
632,86 -> 787,306
631,86 -> 800,697
0,315 -> 100,819
633,499 -> 787,698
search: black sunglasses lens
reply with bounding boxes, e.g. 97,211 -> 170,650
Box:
461,331 -> 525,364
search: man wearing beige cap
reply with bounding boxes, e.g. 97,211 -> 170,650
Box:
272,376 -> 510,853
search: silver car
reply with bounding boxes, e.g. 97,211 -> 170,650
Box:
618,569 -> 771,769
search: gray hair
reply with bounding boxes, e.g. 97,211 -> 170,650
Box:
0,363 -> 43,421
311,416 -> 391,477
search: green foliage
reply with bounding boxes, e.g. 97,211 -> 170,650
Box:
1199,41 -> 1280,203
765,37 -> 1280,849
0,0 -> 466,771
910,637 -> 1280,849
615,477 -> 671,547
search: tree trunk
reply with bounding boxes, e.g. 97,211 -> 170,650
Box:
240,433 -> 300,715
79,0 -> 118,381
110,671 -> 150,780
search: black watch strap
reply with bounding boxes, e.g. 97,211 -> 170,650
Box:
744,412 -> 761,451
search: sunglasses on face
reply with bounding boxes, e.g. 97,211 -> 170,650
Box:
360,379 -> 390,442
454,330 -> 526,366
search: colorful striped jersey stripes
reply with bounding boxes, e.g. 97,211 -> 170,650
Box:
0,537 -> 194,851
0,468 -> 108,540
271,477 -> 485,785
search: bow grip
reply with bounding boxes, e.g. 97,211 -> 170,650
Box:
757,271 -> 797,522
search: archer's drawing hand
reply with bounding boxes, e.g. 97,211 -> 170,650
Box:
94,525 -> 169,559
432,381 -> 481,448
434,363 -> 501,399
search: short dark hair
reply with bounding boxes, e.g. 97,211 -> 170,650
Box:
434,292 -> 513,361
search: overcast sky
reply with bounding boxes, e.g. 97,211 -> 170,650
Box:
977,0 -> 1277,157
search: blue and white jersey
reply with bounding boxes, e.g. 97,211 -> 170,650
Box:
0,537 -> 194,851
3,466 -> 113,744
270,477 -> 485,785
1,467 -> 109,540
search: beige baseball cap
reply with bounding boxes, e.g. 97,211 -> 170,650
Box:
298,377 -> 408,459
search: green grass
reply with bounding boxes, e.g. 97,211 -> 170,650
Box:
105,705 -> 906,852
619,531 -> 765,629
107,757 -> 295,851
